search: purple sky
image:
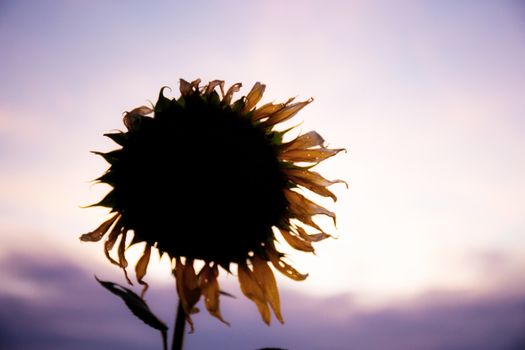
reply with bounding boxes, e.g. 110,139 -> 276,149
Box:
1,0 -> 525,348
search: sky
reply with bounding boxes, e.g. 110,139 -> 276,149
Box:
1,0 -> 525,349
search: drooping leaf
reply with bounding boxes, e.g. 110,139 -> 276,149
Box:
95,276 -> 167,333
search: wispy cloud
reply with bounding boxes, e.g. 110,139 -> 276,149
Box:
1,253 -> 524,350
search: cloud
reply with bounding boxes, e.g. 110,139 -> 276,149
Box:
1,252 -> 525,350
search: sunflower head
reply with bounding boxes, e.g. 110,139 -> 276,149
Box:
81,79 -> 346,327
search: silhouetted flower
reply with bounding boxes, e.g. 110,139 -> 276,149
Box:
81,79 -> 345,327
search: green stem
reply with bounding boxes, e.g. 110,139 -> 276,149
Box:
171,300 -> 186,350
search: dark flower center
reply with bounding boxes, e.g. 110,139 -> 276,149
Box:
109,93 -> 288,263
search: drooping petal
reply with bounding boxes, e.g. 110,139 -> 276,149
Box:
135,244 -> 152,299
117,230 -> 132,285
244,82 -> 266,113
238,261 -> 271,325
278,228 -> 315,253
285,189 -> 336,224
279,148 -> 346,163
252,255 -> 284,324
199,264 -> 229,325
295,225 -> 331,242
79,214 -> 120,242
279,131 -> 325,152
267,248 -> 308,281
261,98 -> 313,128
103,218 -> 124,266
284,169 -> 347,201
174,258 -> 202,332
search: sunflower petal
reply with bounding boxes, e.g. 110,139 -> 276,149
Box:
79,214 -> 120,242
238,261 -> 271,325
223,83 -> 242,105
117,230 -> 133,285
280,131 -> 325,153
261,98 -> 313,128
174,258 -> 201,332
104,218 -> 124,266
252,255 -> 284,324
252,103 -> 282,121
244,82 -> 266,112
280,148 -> 346,163
295,225 -> 331,242
284,169 -> 347,201
135,244 -> 152,299
267,248 -> 308,281
199,264 -> 229,325
278,228 -> 314,253
205,80 -> 225,95
285,189 -> 336,224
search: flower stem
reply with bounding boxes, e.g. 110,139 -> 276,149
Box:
171,300 -> 186,350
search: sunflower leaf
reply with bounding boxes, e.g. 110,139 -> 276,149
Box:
95,276 -> 168,332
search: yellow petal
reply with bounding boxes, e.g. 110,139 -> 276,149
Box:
279,148 -> 346,163
261,98 -> 313,128
278,228 -> 314,253
174,258 -> 201,332
135,244 -> 152,299
79,214 -> 120,242
223,82 -> 242,105
244,82 -> 266,113
238,261 -> 271,325
285,189 -> 336,224
284,169 -> 347,201
252,255 -> 284,324
280,131 -> 325,152
252,102 -> 283,121
199,264 -> 229,325
295,225 -> 331,242
117,230 -> 132,285
267,248 -> 308,281
103,218 -> 124,266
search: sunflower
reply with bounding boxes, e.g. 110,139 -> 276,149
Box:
81,79 -> 345,328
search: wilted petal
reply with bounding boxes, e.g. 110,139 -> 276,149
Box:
179,79 -> 192,96
79,214 -> 120,242
280,131 -> 325,152
238,261 -> 271,325
295,225 -> 331,242
244,82 -> 266,112
261,98 -> 313,128
104,219 -> 124,266
199,264 -> 229,325
123,106 -> 153,131
267,248 -> 308,281
117,230 -> 132,285
252,102 -> 282,121
174,258 -> 201,332
278,228 -> 314,253
284,169 -> 347,201
285,189 -> 336,224
135,244 -> 152,299
223,83 -> 242,105
205,80 -> 224,95
280,148 -> 346,163
252,255 -> 284,324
